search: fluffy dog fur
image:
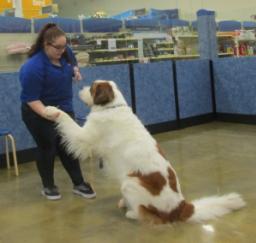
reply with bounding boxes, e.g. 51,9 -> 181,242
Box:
45,80 -> 246,224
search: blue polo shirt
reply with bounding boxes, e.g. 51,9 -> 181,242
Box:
19,47 -> 76,112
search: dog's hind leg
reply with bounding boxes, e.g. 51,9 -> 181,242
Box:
125,210 -> 138,220
118,198 -> 126,209
121,179 -> 147,221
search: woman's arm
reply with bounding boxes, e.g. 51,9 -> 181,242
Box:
66,46 -> 82,81
27,100 -> 59,121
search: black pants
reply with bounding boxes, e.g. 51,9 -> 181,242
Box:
21,104 -> 85,188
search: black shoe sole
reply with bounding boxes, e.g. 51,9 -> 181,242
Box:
41,190 -> 62,200
72,189 -> 96,199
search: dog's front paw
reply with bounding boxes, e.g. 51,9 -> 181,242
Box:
44,106 -> 62,121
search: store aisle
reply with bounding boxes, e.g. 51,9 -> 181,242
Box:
0,122 -> 255,243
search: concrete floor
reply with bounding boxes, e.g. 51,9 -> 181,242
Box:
0,122 -> 255,243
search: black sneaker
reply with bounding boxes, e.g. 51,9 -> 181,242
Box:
41,186 -> 61,200
73,182 -> 96,199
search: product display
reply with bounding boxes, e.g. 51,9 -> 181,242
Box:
67,27 -> 256,65
234,30 -> 256,56
217,32 -> 235,56
68,30 -> 200,65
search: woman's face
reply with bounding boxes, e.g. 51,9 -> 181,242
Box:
44,35 -> 67,61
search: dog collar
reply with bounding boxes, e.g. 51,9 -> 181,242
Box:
92,103 -> 128,113
104,104 -> 127,110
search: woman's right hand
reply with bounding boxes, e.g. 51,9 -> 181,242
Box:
73,66 -> 82,81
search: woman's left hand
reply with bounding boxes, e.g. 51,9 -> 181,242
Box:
73,66 -> 82,81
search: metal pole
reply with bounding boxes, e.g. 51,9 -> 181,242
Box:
13,0 -> 23,17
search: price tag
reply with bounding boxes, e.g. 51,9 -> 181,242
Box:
108,39 -> 117,51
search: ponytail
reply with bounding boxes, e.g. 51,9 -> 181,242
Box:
28,23 -> 66,58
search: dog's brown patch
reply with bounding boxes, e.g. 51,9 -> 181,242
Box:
182,201 -> 195,220
139,200 -> 194,224
129,171 -> 166,196
156,143 -> 166,159
155,145 -> 178,192
139,205 -> 166,224
167,167 -> 178,192
91,82 -> 115,105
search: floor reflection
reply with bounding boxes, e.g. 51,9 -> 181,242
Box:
0,122 -> 255,243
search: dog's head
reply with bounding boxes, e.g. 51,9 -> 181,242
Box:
79,80 -> 126,107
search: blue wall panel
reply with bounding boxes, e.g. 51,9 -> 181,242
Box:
176,59 -> 213,119
133,61 -> 176,125
0,73 -> 35,153
34,17 -> 81,33
213,57 -> 256,114
7,56 -> 256,154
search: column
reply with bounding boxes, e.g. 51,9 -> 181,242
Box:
197,9 -> 217,59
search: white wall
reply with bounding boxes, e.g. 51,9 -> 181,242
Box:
0,34 -> 35,72
54,0 -> 256,21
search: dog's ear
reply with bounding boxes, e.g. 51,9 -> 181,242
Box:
93,82 -> 115,105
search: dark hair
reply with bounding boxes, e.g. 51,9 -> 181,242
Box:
28,23 -> 70,62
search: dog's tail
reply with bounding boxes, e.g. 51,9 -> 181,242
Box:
139,193 -> 246,224
188,193 -> 246,223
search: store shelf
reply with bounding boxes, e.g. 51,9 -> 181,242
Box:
217,34 -> 234,38
155,41 -> 174,45
236,39 -> 256,42
87,48 -> 138,53
150,54 -> 199,60
176,34 -> 198,38
217,32 -> 235,38
91,57 -> 138,64
93,38 -> 138,41
218,52 -> 234,56
91,54 -> 201,64
177,33 -> 236,38
157,48 -> 174,51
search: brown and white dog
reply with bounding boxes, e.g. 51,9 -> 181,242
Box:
45,80 -> 246,224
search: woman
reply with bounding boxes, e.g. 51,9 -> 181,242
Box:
19,23 -> 96,200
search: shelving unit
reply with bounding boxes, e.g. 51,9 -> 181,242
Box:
142,36 -> 175,58
172,32 -> 254,57
217,32 -> 235,56
233,30 -> 256,56
175,33 -> 199,56
69,34 -> 140,65
68,29 -> 256,65
69,32 -> 180,64
175,32 -> 236,57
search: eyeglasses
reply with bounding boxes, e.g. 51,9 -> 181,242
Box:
48,43 -> 67,51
